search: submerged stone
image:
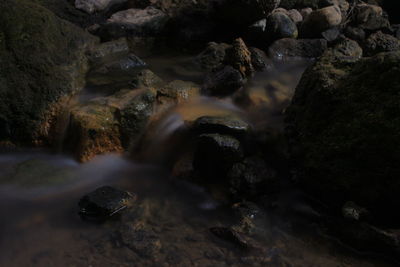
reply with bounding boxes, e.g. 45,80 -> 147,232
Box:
79,186 -> 136,221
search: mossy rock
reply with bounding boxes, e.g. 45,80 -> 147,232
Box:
0,0 -> 97,146
286,49 -> 400,224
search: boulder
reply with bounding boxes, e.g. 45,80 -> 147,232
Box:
268,38 -> 327,60
192,116 -> 251,140
0,0 -> 97,146
75,0 -> 127,14
202,66 -> 245,97
300,5 -> 342,37
97,7 -> 168,40
66,89 -> 156,162
224,38 -> 254,77
266,11 -> 299,40
285,48 -> 400,223
354,4 -> 390,31
363,31 -> 400,56
195,42 -> 231,71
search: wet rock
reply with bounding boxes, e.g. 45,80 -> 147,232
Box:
86,38 -> 130,65
193,134 -> 244,178
300,5 -> 342,37
203,66 -> 244,97
157,80 -> 200,105
319,0 -> 349,16
224,38 -> 254,77
299,7 -> 313,20
285,50 -> 400,224
249,47 -> 272,71
329,38 -> 363,61
342,201 -> 368,221
363,31 -> 400,56
78,186 -> 136,221
344,26 -> 366,42
129,69 -> 164,88
209,227 -> 252,249
268,38 -> 327,60
0,0 -> 97,146
75,0 -> 127,14
354,4 -> 390,31
195,42 -> 231,71
266,11 -> 299,40
97,7 -> 168,40
66,89 -> 155,162
119,223 -> 162,258
192,116 -> 251,140
229,157 -> 278,198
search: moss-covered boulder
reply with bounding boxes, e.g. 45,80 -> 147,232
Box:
0,0 -> 97,146
286,44 -> 400,223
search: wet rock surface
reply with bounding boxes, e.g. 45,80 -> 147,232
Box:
268,38 -> 328,60
79,186 -> 136,221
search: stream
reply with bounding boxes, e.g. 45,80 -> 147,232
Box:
0,52 -> 394,266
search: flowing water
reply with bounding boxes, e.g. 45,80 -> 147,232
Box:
0,53 -> 395,266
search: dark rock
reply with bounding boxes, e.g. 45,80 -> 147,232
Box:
192,116 -> 251,139
224,38 -> 254,77
285,50 -> 400,224
268,38 -> 328,60
300,7 -> 313,20
266,12 -> 299,40
209,227 -> 252,249
203,66 -> 245,97
129,69 -> 164,88
354,4 -> 390,31
249,47 -> 272,71
86,38 -> 130,65
0,0 -> 97,146
193,134 -> 244,178
319,0 -> 349,16
157,80 -> 200,105
229,157 -> 278,198
195,42 -> 231,71
78,186 -> 136,221
287,9 -> 303,24
330,38 -> 363,62
75,0 -> 127,14
342,201 -> 369,221
96,7 -> 168,40
363,31 -> 400,56
344,26 -> 366,42
300,5 -> 342,37
321,27 -> 341,42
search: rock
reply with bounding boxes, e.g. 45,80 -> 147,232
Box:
279,0 -> 297,9
130,69 -> 164,88
344,26 -> 366,42
224,38 -> 254,77
249,47 -> 272,71
319,0 -> 349,16
193,134 -> 244,178
86,38 -> 130,65
66,89 -> 155,162
342,201 -> 368,221
300,5 -> 342,37
192,116 -> 251,140
363,31 -> 400,56
321,27 -> 340,42
285,50 -> 400,223
78,186 -> 136,221
195,42 -> 231,71
97,7 -> 168,40
355,4 -> 390,31
119,223 -> 162,258
330,38 -> 363,61
202,66 -> 244,97
393,24 -> 400,39
0,0 -> 97,146
75,0 -> 127,14
266,11 -> 299,40
287,9 -> 303,24
209,227 -> 253,249
157,80 -> 200,104
268,38 -> 327,60
229,157 -> 278,198
300,7 -> 313,20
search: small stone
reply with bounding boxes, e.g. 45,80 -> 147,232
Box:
202,65 -> 244,97
321,27 -> 341,42
287,9 -> 303,24
78,186 -> 136,221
